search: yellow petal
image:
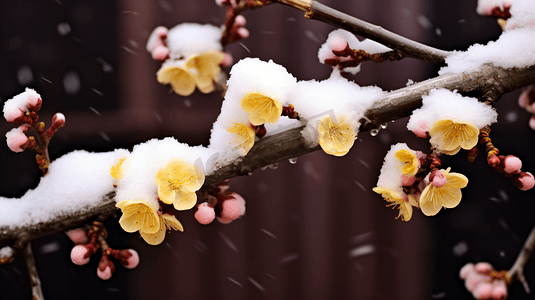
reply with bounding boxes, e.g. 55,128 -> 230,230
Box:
157,64 -> 196,96
194,74 -> 216,94
162,214 -> 184,232
186,51 -> 224,79
394,149 -> 418,177
399,202 -> 413,221
172,190 -> 197,211
227,123 -> 255,154
140,220 -> 166,246
318,116 -> 355,156
429,120 -> 479,152
157,185 -> 176,204
241,93 -> 283,125
419,185 -> 442,216
117,200 -> 160,234
439,186 -> 462,208
445,172 -> 469,189
155,158 -> 205,205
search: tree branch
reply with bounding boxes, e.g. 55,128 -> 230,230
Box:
1,64 -> 534,250
270,0 -> 450,64
508,222 -> 535,293
21,243 -> 44,300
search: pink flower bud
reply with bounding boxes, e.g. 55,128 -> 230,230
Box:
529,116 -> 535,131
475,262 -> 493,274
152,46 -> 170,61
221,52 -> 233,67
465,273 -> 487,291
473,282 -> 493,299
237,27 -> 249,39
327,36 -> 348,53
503,155 -> 522,174
25,94 -> 42,112
234,15 -> 246,27
5,125 -> 31,153
97,256 -> 115,280
65,228 -> 89,245
70,245 -> 91,265
412,120 -> 429,138
154,26 -> 168,39
3,107 -> 25,124
460,263 -> 475,279
430,170 -> 447,188
194,202 -> 215,225
52,113 -> 66,128
513,172 -> 535,191
401,174 -> 416,186
491,280 -> 507,300
120,249 -> 139,269
97,266 -> 113,280
518,87 -> 533,110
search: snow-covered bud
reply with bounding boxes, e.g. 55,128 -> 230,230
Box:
474,262 -> 493,274
25,94 -> 42,112
460,263 -> 474,279
146,26 -> 169,61
502,155 -> 522,174
52,113 -> 65,129
217,192 -> 246,224
195,202 -> 216,225
411,120 -> 429,139
119,249 -> 139,269
3,88 -> 42,124
65,227 -> 89,245
70,245 -> 91,265
512,171 -> 535,191
327,35 -> 348,54
5,124 -> 31,153
97,255 -> 115,280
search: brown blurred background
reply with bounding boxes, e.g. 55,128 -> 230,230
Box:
1,0 -> 534,299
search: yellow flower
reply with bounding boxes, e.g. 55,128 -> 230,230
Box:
419,168 -> 468,216
226,123 -> 255,154
429,119 -> 479,155
116,199 -> 160,234
110,158 -> 127,180
157,51 -> 224,96
240,93 -> 283,126
155,158 -> 205,211
318,116 -> 355,157
394,149 -> 419,177
372,187 -> 413,221
140,213 -> 183,245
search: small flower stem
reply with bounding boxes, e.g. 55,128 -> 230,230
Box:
21,243 -> 45,300
221,0 -> 270,46
507,222 -> 535,293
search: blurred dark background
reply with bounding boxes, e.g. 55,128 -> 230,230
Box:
1,0 -> 534,299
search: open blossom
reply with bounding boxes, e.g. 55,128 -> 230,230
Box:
318,115 -> 355,156
241,92 -> 283,126
372,187 -> 413,221
394,149 -> 419,177
155,158 -> 205,211
429,119 -> 479,155
157,51 -> 224,96
116,199 -> 160,235
140,213 -> 183,245
226,123 -> 255,154
420,168 -> 468,216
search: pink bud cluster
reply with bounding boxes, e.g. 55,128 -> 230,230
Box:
3,89 -> 42,125
321,36 -> 361,70
488,154 -> 535,191
147,26 -> 170,61
518,85 -> 535,131
195,181 -> 246,225
460,262 -> 508,300
223,14 -> 249,45
67,224 -> 139,280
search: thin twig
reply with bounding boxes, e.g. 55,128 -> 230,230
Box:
21,243 -> 44,300
270,0 -> 450,64
508,222 -> 535,293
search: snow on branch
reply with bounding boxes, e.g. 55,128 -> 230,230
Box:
1,63 -> 534,249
